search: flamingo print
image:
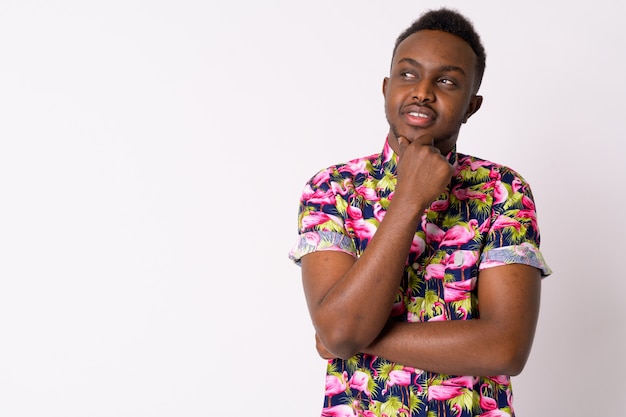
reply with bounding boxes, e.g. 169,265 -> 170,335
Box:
430,197 -> 450,211
290,137 -> 549,416
345,204 -> 377,241
331,178 -> 353,196
301,184 -> 337,206
427,375 -> 475,401
490,216 -> 521,233
424,263 -> 446,280
479,383 -> 498,411
325,371 -> 348,406
411,234 -> 426,257
444,278 -> 476,302
439,219 -> 478,247
338,159 -> 369,176
451,183 -> 487,202
325,371 -> 348,396
492,180 -> 508,205
348,370 -> 372,399
421,217 -> 445,244
301,211 -> 344,229
427,384 -> 464,401
382,368 -> 413,405
466,158 -> 494,171
321,404 -> 357,417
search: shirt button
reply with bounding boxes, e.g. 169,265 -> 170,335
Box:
454,251 -> 465,267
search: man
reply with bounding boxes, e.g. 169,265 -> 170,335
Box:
289,8 -> 551,417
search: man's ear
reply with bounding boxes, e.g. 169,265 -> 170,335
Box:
382,77 -> 389,97
462,95 -> 483,123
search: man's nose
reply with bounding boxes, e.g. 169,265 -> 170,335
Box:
412,80 -> 434,103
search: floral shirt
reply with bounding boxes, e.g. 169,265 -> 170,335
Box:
289,138 -> 551,417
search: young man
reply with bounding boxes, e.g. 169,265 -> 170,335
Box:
289,8 -> 551,417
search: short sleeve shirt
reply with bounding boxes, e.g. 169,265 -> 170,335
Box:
290,138 -> 551,417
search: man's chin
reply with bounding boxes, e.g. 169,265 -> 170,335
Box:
390,123 -> 431,143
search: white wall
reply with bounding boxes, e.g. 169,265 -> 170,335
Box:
0,1 -> 623,415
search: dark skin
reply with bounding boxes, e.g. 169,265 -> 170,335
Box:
301,30 -> 541,376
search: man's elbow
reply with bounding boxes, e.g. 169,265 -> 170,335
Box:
318,327 -> 368,360
492,343 -> 533,376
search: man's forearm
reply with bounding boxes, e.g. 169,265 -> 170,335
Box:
362,319 -> 523,376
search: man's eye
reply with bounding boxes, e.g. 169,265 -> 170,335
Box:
440,78 -> 456,85
401,71 -> 416,79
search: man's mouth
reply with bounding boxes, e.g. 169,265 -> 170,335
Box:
403,107 -> 435,127
408,111 -> 430,119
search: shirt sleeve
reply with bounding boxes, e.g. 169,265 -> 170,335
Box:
288,168 -> 357,265
479,169 -> 552,276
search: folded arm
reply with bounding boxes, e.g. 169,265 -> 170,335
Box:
362,263 -> 541,376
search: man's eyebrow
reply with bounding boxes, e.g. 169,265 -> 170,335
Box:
397,57 -> 466,75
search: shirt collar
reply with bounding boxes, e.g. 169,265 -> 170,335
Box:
379,136 -> 459,174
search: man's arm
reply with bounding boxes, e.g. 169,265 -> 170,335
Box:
301,135 -> 453,359
362,263 -> 541,376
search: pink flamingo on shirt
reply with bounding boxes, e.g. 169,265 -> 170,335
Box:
325,371 -> 348,397
364,354 -> 379,377
425,263 -> 446,280
439,219 -> 478,247
301,184 -> 337,205
301,212 -> 344,229
345,205 -> 377,241
466,159 -> 493,171
511,177 -> 524,194
382,369 -> 412,394
421,217 -> 445,244
411,234 -> 426,257
446,375 -> 476,388
479,383 -> 498,411
430,198 -> 450,211
490,216 -> 521,232
493,180 -> 508,205
382,369 -> 413,404
451,183 -> 488,202
428,384 -> 464,401
521,194 -> 535,209
428,375 -> 475,401
516,209 -> 538,231
355,184 -> 380,202
331,178 -> 353,196
312,169 -> 331,186
444,278 -> 476,302
487,375 -> 510,386
428,301 -> 448,321
373,202 -> 386,223
321,404 -> 357,417
338,160 -> 369,176
303,232 -> 321,248
348,370 -> 372,398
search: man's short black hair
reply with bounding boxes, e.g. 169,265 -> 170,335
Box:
392,8 -> 487,91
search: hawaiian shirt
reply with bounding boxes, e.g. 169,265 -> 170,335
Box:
289,138 -> 551,417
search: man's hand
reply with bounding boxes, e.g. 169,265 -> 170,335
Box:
394,134 -> 454,209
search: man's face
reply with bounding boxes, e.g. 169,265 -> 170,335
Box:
383,30 -> 483,155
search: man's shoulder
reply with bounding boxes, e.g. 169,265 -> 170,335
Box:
307,150 -> 383,187
457,152 -> 528,183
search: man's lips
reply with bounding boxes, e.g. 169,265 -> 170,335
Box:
402,104 -> 436,126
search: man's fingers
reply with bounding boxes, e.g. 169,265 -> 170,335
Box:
397,136 -> 409,147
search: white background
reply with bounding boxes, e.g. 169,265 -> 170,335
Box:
0,1 -> 624,416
